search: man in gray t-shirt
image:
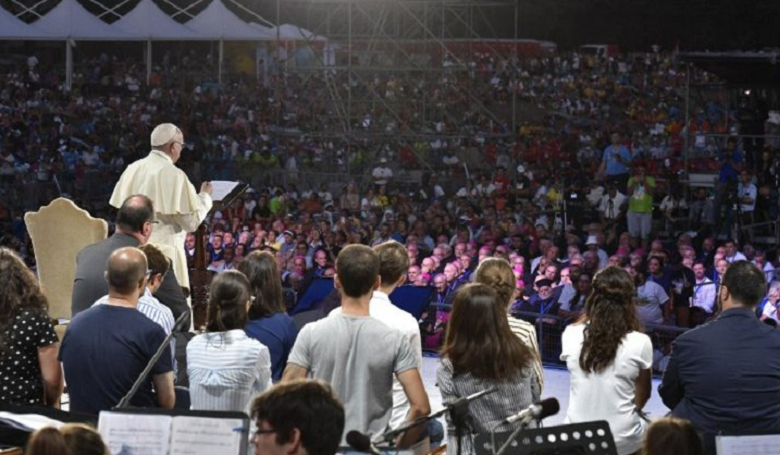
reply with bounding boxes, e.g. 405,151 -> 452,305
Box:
288,313 -> 416,439
283,245 -> 430,447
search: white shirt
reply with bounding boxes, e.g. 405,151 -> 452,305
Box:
476,182 -> 496,196
762,300 -> 780,323
754,261 -> 775,283
660,196 -> 688,213
187,330 -> 272,413
737,182 -> 757,213
561,324 -> 652,455
726,252 -> 747,263
635,281 -> 669,326
598,192 -> 627,219
372,166 -> 393,185
692,277 -> 716,314
329,291 -> 422,430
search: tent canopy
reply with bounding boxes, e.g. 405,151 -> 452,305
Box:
0,0 -> 319,41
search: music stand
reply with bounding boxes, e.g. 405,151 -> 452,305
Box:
191,182 -> 249,327
293,278 -> 335,314
474,422 -> 617,455
389,285 -> 434,320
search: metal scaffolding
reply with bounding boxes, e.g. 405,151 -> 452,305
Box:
271,0 -> 521,171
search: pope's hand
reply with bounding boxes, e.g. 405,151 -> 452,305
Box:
201,181 -> 213,195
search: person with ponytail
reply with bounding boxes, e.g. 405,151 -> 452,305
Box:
238,250 -> 298,382
25,424 -> 109,455
473,257 -> 544,395
437,283 -> 538,455
187,270 -> 272,412
560,266 -> 652,455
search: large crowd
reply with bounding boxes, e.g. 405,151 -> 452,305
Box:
2,46 -> 780,455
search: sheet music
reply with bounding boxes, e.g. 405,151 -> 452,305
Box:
0,411 -> 64,432
210,181 -> 241,203
716,434 -> 780,455
98,412 -> 172,455
169,416 -> 247,455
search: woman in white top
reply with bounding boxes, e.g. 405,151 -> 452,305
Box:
561,267 -> 653,455
187,270 -> 272,413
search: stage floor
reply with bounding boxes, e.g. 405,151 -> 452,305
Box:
421,354 -> 670,428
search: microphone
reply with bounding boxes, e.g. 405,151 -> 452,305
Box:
346,430 -> 381,455
502,398 -> 560,425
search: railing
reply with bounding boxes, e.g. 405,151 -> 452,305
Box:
510,311 -> 688,376
420,305 -> 688,378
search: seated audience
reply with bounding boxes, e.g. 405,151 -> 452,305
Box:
438,283 -> 539,455
250,379 -> 344,455
239,250 -> 298,382
283,244 -> 430,447
0,247 -> 62,406
187,270 -> 272,412
561,267 -> 652,455
60,247 -> 175,414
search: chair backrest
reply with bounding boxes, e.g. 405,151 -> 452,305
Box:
25,198 -> 108,321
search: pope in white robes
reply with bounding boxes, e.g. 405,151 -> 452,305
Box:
110,123 -> 212,290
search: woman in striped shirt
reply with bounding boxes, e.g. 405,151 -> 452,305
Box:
437,284 -> 539,455
187,270 -> 272,412
473,258 -> 544,395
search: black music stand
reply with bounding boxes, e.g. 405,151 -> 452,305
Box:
389,285 -> 434,320
474,422 -> 617,455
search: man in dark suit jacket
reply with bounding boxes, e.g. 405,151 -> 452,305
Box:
659,260 -> 780,455
71,195 -> 190,331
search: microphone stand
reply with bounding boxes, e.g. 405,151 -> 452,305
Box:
492,419 -> 534,455
377,387 -> 497,453
115,311 -> 188,409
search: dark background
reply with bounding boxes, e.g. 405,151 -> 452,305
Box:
1,0 -> 779,50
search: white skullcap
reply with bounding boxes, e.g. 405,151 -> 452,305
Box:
150,123 -> 180,147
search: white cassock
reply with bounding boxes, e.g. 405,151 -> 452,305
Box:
109,150 -> 212,290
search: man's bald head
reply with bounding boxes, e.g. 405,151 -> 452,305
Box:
116,195 -> 154,235
106,247 -> 148,296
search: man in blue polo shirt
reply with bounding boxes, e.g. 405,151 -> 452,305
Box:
599,132 -> 631,192
714,137 -> 744,228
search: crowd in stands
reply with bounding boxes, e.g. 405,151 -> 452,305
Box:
3,47 -> 780,455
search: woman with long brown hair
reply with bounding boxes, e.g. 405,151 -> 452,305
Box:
238,250 -> 298,382
561,266 -> 652,455
187,270 -> 272,412
0,247 -> 62,407
437,283 -> 539,454
473,258 -> 543,395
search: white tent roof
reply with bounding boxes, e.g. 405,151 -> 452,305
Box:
111,0 -> 203,40
0,7 -> 54,40
271,23 -> 327,41
35,0 -> 135,40
0,0 -> 280,41
186,0 -> 275,40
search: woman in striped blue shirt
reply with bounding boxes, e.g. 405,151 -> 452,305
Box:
187,270 -> 272,412
437,284 -> 539,455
